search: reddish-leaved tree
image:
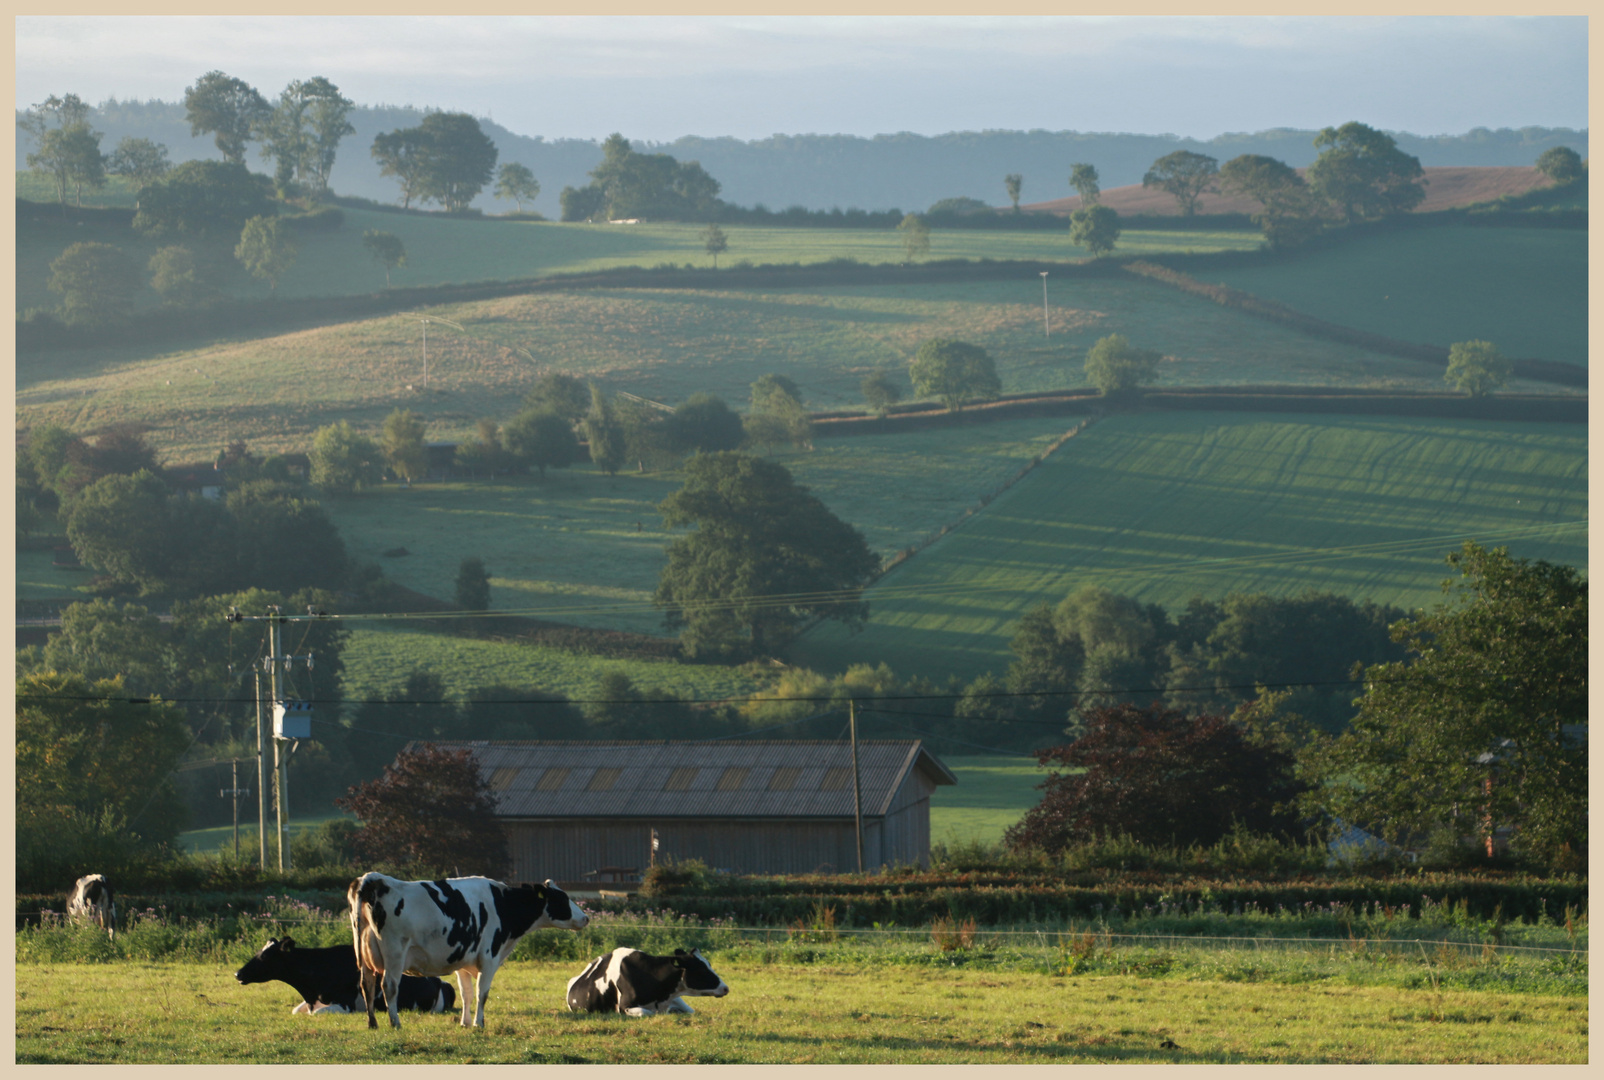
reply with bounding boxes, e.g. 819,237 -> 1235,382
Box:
1004,703 -> 1306,853
336,743 -> 509,878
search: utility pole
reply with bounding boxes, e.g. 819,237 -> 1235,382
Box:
400,313 -> 465,390
1039,271 -> 1050,336
255,671 -> 266,870
220,759 -> 251,860
269,612 -> 286,871
850,699 -> 864,874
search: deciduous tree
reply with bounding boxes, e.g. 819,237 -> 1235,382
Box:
361,229 -> 407,286
504,408 -> 579,477
310,420 -> 383,495
860,371 -> 902,416
455,557 -> 491,612
1142,150 -> 1218,216
897,213 -> 931,261
370,128 -> 429,209
337,743 -> 510,878
747,373 -> 811,449
655,452 -> 879,656
19,94 -> 106,208
416,112 -> 499,212
909,338 -> 1001,412
1069,162 -> 1100,204
702,223 -> 729,267
668,393 -> 746,454
49,241 -> 141,327
494,162 -> 541,211
583,386 -> 627,476
1443,340 -> 1511,398
523,372 -> 591,425
183,71 -> 270,165
132,160 -> 274,238
108,137 -> 170,207
379,408 -> 428,483
1535,145 -> 1584,185
1068,204 -> 1120,256
1004,173 -> 1023,213
235,215 -> 298,294
1217,154 -> 1327,249
147,245 -> 215,306
1084,333 -> 1160,398
1306,121 -> 1426,223
1310,543 -> 1587,868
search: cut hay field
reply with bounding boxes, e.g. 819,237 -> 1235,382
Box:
14,200 -> 1262,313
1203,227 -> 1587,367
787,412 -> 1588,682
15,957 -> 1586,1064
17,273 -> 1513,466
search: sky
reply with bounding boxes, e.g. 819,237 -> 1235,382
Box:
13,16 -> 1589,143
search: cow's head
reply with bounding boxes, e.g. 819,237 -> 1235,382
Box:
672,948 -> 729,998
235,937 -> 295,984
539,879 -> 590,931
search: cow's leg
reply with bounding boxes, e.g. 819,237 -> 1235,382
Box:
383,971 -> 403,1029
456,969 -> 477,1028
472,964 -> 497,1029
360,969 -> 379,1029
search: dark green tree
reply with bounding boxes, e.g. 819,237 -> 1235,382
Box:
417,112 -> 499,212
504,408 -> 579,477
224,480 -> 349,593
1068,204 -> 1120,256
655,452 -> 880,656
183,70 -> 270,165
370,127 -> 430,209
668,393 -> 746,454
1069,162 -> 1100,204
1142,150 -> 1218,216
495,162 -> 541,211
455,557 -> 491,612
575,132 -> 722,221
48,242 -> 141,327
1306,121 -> 1426,224
310,420 -> 383,495
1004,173 -> 1023,213
1444,340 -> 1511,397
909,338 -> 1001,412
1535,145 -> 1584,185
1218,153 -> 1327,248
1310,543 -> 1587,867
361,229 -> 407,286
133,160 -> 274,237
1084,333 -> 1161,398
583,386 -> 628,476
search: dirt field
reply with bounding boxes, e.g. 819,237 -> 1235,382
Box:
1023,166 -> 1556,216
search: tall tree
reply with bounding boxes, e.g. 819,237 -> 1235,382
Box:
370,128 -> 430,209
48,242 -> 141,327
235,215 -> 299,294
1069,162 -> 1100,204
19,94 -> 105,208
310,420 -> 383,495
655,452 -> 879,656
361,230 -> 407,286
1068,204 -> 1120,256
909,338 -> 1001,413
1306,121 -> 1426,224
1142,150 -> 1218,216
417,112 -> 499,212
494,162 -> 541,211
380,409 -> 429,484
504,408 -> 579,477
897,212 -> 931,261
583,385 -> 627,477
1443,340 -> 1511,398
107,137 -> 170,208
1217,154 -> 1326,249
295,76 -> 356,193
1004,173 -> 1023,213
1311,543 -> 1587,867
183,71 -> 270,165
1084,333 -> 1161,398
1535,146 -> 1584,185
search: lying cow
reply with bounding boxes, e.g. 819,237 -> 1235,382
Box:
349,873 -> 589,1029
566,948 -> 729,1016
67,874 -> 116,938
235,936 -> 456,1016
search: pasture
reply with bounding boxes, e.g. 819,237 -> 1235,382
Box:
1203,226 -> 1588,367
788,411 -> 1588,681
16,274 -> 1513,467
15,950 -> 1586,1063
927,756 -> 1043,843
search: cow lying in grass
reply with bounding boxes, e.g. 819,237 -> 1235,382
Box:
235,936 -> 456,1016
566,948 -> 729,1016
67,875 -> 116,938
349,873 -> 589,1029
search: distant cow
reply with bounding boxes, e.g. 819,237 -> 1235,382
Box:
566,948 -> 729,1016
349,873 -> 589,1029
234,937 -> 456,1016
67,875 -> 116,938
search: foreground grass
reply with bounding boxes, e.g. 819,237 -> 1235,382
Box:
790,411 -> 1588,680
1205,225 -> 1587,367
17,273 -> 1496,466
15,953 -> 1585,1063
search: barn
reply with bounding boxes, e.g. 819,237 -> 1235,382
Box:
429,740 -> 957,881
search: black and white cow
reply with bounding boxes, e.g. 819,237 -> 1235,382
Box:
67,874 -> 116,938
348,872 -> 589,1029
234,937 -> 456,1016
566,948 -> 730,1016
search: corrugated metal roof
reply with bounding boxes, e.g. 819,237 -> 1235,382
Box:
417,740 -> 956,820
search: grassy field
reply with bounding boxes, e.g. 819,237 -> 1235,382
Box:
927,756 -> 1041,844
16,547 -> 97,602
17,273 -> 1525,466
15,956 -> 1586,1063
1204,226 -> 1587,367
788,411 -> 1588,681
15,194 -> 1262,313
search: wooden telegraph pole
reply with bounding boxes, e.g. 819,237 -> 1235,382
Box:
850,700 -> 865,873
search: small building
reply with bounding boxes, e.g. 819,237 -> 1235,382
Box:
430,740 -> 957,881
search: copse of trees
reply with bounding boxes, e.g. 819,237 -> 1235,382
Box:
372,112 -> 499,212
19,93 -> 107,209
256,76 -> 356,197
1217,153 -> 1326,249
183,70 -> 271,165
133,160 -> 275,237
1306,121 -> 1426,224
560,132 -> 722,222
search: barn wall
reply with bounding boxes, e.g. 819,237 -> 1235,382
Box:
881,798 -> 932,868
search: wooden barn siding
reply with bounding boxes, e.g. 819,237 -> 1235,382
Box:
507,819 -> 891,880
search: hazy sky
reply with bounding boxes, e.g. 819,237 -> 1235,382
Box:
14,16 -> 1588,142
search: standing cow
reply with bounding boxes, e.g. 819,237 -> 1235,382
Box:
235,936 -> 456,1016
566,947 -> 730,1016
67,875 -> 116,938
349,873 -> 589,1030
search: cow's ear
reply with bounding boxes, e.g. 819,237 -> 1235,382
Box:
673,948 -> 688,958
281,937 -> 295,951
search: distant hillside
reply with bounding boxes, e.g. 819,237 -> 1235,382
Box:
16,97 -> 1587,217
1024,166 -> 1570,216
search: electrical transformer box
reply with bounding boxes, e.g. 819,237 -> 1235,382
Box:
273,700 -> 312,740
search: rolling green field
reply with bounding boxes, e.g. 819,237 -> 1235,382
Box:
16,196 -> 1262,313
927,756 -> 1042,844
789,412 -> 1588,681
15,957 -> 1586,1063
1205,226 -> 1587,366
18,272 -> 1521,467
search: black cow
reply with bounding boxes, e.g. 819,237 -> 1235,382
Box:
566,948 -> 729,1016
235,937 -> 455,1016
67,874 -> 116,938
